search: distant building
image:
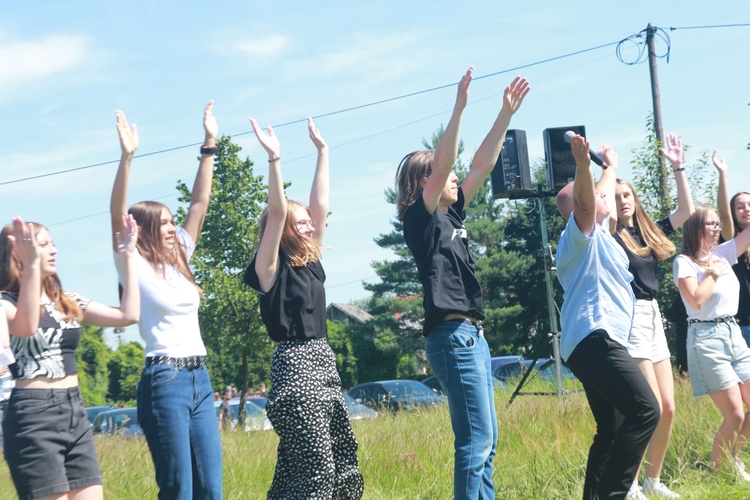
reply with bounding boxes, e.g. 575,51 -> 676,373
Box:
326,303 -> 374,326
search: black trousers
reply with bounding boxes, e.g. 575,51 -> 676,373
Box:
566,330 -> 660,500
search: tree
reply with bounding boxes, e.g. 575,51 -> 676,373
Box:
107,341 -> 144,405
76,324 -> 110,406
175,135 -> 273,425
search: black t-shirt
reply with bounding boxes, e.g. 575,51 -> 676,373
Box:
719,234 -> 750,326
613,217 -> 674,300
403,188 -> 484,336
244,248 -> 327,342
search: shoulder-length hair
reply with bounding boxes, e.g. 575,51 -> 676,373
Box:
127,201 -> 197,287
615,179 -> 676,260
258,200 -> 324,267
395,150 -> 434,222
730,192 -> 750,267
680,204 -> 716,263
0,222 -> 82,321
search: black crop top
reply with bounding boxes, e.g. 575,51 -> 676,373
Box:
614,217 -> 674,300
1,292 -> 90,380
244,248 -> 327,342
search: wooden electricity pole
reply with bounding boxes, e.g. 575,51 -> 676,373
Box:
646,23 -> 670,207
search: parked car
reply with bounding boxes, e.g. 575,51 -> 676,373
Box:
246,395 -> 268,411
86,405 -> 114,425
422,374 -> 504,396
91,408 -> 142,437
342,392 -> 378,420
214,399 -> 273,431
490,355 -> 525,373
493,358 -> 576,382
347,379 -> 447,412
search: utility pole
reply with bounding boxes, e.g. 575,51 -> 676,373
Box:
646,23 -> 670,208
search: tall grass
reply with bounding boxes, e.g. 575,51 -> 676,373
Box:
2,376 -> 750,498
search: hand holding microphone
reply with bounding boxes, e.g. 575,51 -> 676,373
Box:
564,130 -> 608,168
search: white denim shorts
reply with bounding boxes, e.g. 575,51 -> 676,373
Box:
628,299 -> 670,363
688,318 -> 750,397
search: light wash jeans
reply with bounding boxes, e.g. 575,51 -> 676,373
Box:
137,364 -> 222,500
425,319 -> 497,500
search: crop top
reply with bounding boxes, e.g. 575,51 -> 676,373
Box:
0,292 -> 90,380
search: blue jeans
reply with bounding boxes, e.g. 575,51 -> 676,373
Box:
425,320 -> 497,500
137,364 -> 222,500
740,324 -> 750,349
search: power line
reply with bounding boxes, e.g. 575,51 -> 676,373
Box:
668,23 -> 750,30
0,37 -> 624,188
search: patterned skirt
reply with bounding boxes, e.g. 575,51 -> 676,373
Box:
266,338 -> 363,500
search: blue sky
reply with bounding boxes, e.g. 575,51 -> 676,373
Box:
1,2 -> 748,347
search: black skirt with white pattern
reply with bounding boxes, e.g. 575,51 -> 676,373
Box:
266,338 -> 363,500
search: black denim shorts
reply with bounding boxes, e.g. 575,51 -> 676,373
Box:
2,386 -> 102,500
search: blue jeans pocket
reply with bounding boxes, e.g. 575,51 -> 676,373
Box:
150,365 -> 179,388
451,331 -> 477,351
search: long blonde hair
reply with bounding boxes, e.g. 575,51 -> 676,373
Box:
0,222 -> 82,321
259,200 -> 324,267
128,201 -> 197,286
395,151 -> 434,222
615,179 -> 676,260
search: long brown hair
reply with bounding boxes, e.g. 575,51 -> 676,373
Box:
128,201 -> 197,286
0,222 -> 82,321
258,200 -> 324,267
729,192 -> 750,267
395,151 -> 434,222
680,205 -> 716,264
615,179 -> 676,260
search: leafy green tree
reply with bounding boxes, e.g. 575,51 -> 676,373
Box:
76,324 -> 110,406
326,320 -> 358,389
175,135 -> 273,425
107,341 -> 144,405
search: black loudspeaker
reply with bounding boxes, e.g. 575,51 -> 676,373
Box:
491,129 -> 532,199
543,125 -> 586,193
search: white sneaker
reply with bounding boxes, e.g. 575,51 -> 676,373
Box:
642,477 -> 680,498
627,484 -> 648,500
732,456 -> 750,482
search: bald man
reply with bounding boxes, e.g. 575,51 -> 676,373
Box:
555,134 -> 659,500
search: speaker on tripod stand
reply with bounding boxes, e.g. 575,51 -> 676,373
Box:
543,125 -> 586,193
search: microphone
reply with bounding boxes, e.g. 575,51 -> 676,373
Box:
564,130 -> 608,168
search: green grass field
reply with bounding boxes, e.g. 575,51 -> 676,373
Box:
3,376 -> 750,498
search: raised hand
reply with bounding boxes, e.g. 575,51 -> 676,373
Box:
115,110 -> 138,156
502,76 -> 531,116
249,118 -> 281,159
455,67 -> 473,110
203,100 -> 218,142
660,133 -> 684,167
308,117 -> 327,151
7,217 -> 39,267
712,148 -> 728,174
597,144 -> 618,170
570,135 -> 591,167
115,213 -> 139,256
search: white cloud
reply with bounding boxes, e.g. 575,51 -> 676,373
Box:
0,34 -> 88,92
236,34 -> 290,59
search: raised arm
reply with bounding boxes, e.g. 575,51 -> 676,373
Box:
595,145 -> 619,232
82,214 -> 140,327
422,67 -> 472,214
3,218 -> 41,337
307,117 -> 329,244
714,149 -> 733,241
462,76 -> 530,205
110,110 -> 139,251
250,118 -> 286,293
182,101 -> 218,244
661,134 -> 694,229
571,135 -> 597,234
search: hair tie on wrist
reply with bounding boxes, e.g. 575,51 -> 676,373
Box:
268,157 -> 281,162
673,167 -> 685,172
